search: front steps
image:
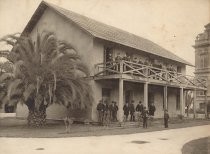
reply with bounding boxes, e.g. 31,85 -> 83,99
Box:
102,118 -> 164,128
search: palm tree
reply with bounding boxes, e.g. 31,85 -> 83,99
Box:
0,32 -> 93,127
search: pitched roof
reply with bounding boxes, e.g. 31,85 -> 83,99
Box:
23,1 -> 193,66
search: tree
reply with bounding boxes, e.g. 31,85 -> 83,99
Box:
0,32 -> 93,127
185,90 -> 193,117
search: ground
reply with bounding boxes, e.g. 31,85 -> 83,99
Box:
0,118 -> 210,137
0,124 -> 210,154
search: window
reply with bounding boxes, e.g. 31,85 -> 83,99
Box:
199,103 -> 205,110
104,46 -> 113,63
199,50 -> 209,68
200,54 -> 205,68
197,91 -> 205,96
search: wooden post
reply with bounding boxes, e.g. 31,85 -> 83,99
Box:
183,90 -> 186,116
164,86 -> 168,110
193,89 -> 196,119
180,87 -> 184,116
144,82 -> 148,109
118,78 -> 124,122
120,60 -> 123,73
204,90 -> 208,118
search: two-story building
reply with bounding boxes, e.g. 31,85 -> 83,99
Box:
11,1 -> 207,122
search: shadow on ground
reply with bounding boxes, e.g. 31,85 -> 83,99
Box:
131,140 -> 150,144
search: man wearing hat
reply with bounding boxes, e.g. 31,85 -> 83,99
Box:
164,110 -> 170,128
97,100 -> 105,125
142,106 -> 149,128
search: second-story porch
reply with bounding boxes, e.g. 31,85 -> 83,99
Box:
94,60 -> 207,91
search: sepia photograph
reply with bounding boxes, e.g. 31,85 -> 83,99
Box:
0,0 -> 210,153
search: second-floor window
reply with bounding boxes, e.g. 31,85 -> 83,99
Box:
104,46 -> 113,63
199,51 -> 209,68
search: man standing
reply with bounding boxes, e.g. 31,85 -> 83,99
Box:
96,100 -> 105,125
129,100 -> 135,121
136,101 -> 143,121
142,106 -> 149,128
123,102 -> 130,122
164,110 -> 170,128
112,101 -> 118,122
115,53 -> 122,71
149,103 -> 156,116
103,101 -> 109,125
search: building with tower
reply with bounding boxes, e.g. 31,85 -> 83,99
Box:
194,23 -> 210,116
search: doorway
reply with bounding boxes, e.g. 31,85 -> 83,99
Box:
102,88 -> 111,103
148,92 -> 154,107
125,90 -> 133,104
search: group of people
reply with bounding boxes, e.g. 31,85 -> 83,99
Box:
123,101 -> 156,128
97,100 -> 170,128
96,100 -> 119,125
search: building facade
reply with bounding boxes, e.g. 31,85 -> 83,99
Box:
1,2 -> 207,121
194,23 -> 210,115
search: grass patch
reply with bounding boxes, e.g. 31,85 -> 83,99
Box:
182,137 -> 210,154
0,118 -> 210,138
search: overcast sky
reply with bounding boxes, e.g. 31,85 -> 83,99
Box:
0,0 -> 209,75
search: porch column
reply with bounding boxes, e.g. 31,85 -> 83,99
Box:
144,82 -> 148,109
204,90 -> 208,118
180,87 -> 184,116
163,86 -> 168,110
118,78 -> 124,122
193,89 -> 196,119
183,90 -> 186,116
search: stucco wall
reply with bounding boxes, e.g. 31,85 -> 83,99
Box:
168,88 -> 180,117
16,104 -> 28,118
91,80 -> 119,121
30,8 -> 95,76
153,87 -> 164,118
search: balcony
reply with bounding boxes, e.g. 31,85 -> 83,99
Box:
94,60 -> 207,90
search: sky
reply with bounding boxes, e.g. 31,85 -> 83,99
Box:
0,0 -> 209,74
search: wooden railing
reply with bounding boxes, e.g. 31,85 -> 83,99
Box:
94,60 -> 207,89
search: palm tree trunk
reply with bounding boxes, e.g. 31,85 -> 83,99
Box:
27,109 -> 47,127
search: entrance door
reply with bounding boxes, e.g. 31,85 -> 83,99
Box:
102,88 -> 111,103
148,92 -> 154,107
125,90 -> 133,104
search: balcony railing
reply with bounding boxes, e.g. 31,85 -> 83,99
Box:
94,60 -> 207,89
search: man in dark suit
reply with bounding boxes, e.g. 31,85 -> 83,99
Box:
129,100 -> 135,121
97,100 -> 105,125
164,110 -> 170,128
149,103 -> 156,116
136,101 -> 143,113
103,100 -> 109,125
113,102 -> 119,122
136,101 -> 143,122
123,102 -> 129,122
142,106 -> 149,128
